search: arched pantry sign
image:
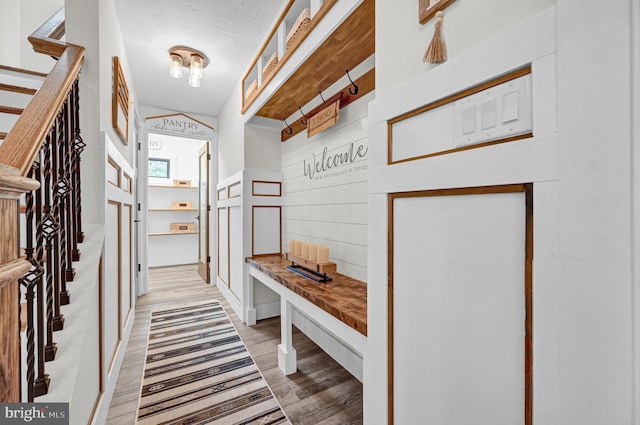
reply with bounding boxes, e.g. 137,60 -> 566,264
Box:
145,113 -> 216,139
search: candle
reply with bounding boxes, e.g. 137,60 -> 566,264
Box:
295,240 -> 302,256
301,242 -> 309,258
308,244 -> 317,262
288,239 -> 296,254
317,245 -> 329,263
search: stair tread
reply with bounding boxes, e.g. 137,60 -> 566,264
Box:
0,83 -> 37,95
0,106 -> 24,115
0,65 -> 47,78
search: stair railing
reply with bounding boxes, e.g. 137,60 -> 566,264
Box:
0,8 -> 85,402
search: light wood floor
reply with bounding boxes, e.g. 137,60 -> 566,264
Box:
105,265 -> 363,425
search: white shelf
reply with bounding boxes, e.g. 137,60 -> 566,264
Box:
149,185 -> 198,189
149,209 -> 198,212
148,232 -> 198,236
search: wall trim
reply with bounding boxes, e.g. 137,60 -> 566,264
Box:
387,183 -> 533,425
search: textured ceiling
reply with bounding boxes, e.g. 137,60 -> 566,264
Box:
113,0 -> 283,117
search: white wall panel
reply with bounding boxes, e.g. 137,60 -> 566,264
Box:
393,191 -> 526,425
121,204 -> 132,328
217,207 -> 229,285
104,202 -> 121,372
253,206 -> 281,255
229,206 -> 243,298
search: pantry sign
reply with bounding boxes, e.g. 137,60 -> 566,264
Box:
145,113 -> 215,139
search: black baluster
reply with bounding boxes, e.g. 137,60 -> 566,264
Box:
33,158 -> 50,397
62,95 -> 76,282
72,80 -> 84,245
42,130 -> 61,354
52,109 -> 70,315
20,164 -> 44,401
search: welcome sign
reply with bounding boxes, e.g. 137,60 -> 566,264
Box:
303,141 -> 368,181
145,113 -> 216,139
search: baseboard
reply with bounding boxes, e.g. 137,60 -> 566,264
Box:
292,308 -> 363,382
216,278 -> 243,319
92,309 -> 135,425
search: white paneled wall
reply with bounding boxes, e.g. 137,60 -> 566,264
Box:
281,92 -> 373,281
216,170 -> 283,322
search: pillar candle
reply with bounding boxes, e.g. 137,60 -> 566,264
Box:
317,245 -> 329,263
288,240 -> 296,254
301,242 -> 309,258
308,244 -> 317,262
295,240 -> 302,256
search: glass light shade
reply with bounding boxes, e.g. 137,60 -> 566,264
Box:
188,71 -> 201,87
169,54 -> 183,78
190,54 -> 204,79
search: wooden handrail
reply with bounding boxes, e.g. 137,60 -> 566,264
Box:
0,8 -> 84,177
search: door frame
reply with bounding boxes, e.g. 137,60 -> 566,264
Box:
197,143 -> 211,282
138,113 -> 217,295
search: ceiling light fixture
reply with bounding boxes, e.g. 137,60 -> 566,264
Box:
168,46 -> 209,87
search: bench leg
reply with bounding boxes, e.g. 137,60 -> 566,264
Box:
245,267 -> 257,326
278,298 -> 297,375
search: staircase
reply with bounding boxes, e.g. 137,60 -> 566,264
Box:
0,7 -> 87,406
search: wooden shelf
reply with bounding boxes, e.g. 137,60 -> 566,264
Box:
148,232 -> 198,236
149,185 -> 198,189
254,0 -> 374,121
148,209 -> 198,212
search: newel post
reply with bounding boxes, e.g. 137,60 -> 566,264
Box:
0,165 -> 40,402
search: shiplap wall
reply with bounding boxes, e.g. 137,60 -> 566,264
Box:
281,92 -> 373,282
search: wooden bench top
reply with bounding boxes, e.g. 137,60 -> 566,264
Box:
246,254 -> 367,336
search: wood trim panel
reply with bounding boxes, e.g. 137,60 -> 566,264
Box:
217,187 -> 227,201
387,66 -> 532,165
107,156 -> 121,188
122,204 -> 133,328
251,206 -> 283,257
419,0 -> 456,24
123,172 -> 132,194
216,207 -> 228,286
252,180 -> 282,197
112,56 -> 129,145
228,181 -> 242,198
387,183 -> 533,425
106,200 -> 122,375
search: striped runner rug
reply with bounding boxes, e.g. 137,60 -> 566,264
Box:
136,300 -> 290,425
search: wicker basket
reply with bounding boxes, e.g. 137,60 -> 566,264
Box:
170,222 -> 196,233
286,8 -> 311,51
262,51 -> 278,82
171,201 -> 193,210
173,179 -> 191,187
245,78 -> 258,100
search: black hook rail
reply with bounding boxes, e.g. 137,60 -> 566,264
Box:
298,106 -> 308,125
283,118 -> 293,135
346,69 -> 359,95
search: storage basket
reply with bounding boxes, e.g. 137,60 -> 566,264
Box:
245,78 -> 258,100
262,51 -> 278,82
286,8 -> 311,51
170,222 -> 196,233
173,179 -> 191,187
171,201 -> 193,210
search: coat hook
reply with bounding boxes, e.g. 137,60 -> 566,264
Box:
346,69 -> 359,95
298,106 -> 308,125
319,91 -> 326,102
283,118 -> 293,135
